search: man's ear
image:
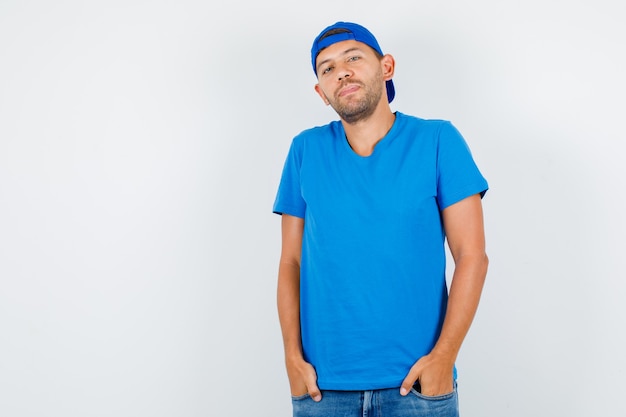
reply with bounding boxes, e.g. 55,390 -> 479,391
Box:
381,54 -> 395,81
314,84 -> 330,106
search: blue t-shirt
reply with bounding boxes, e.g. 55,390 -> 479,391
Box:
273,112 -> 488,390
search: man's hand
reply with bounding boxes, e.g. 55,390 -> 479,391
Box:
399,352 -> 454,397
286,357 -> 322,402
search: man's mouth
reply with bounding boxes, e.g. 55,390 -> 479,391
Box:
338,83 -> 360,97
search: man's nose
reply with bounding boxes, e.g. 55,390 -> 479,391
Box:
338,72 -> 350,81
337,66 -> 352,81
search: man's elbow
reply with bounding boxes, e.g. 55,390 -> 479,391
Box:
479,253 -> 489,280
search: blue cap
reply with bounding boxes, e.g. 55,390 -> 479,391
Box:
311,22 -> 395,103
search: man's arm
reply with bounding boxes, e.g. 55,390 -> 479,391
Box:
277,214 -> 322,401
400,193 -> 488,396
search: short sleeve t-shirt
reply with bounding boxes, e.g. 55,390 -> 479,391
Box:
273,112 -> 488,390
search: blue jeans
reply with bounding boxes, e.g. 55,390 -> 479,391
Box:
291,383 -> 459,417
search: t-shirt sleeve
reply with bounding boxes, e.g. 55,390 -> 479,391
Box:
273,137 -> 306,218
436,121 -> 488,210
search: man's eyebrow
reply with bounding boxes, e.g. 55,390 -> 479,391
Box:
316,47 -> 365,73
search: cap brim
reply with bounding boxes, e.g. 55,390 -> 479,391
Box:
386,80 -> 395,103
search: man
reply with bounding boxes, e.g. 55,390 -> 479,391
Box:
273,21 -> 488,417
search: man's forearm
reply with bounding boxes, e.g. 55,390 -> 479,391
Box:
399,250 -> 488,397
277,261 -> 304,360
431,253 -> 488,362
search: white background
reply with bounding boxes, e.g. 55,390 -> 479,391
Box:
1,1 -> 624,416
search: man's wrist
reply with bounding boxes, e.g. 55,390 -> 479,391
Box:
429,344 -> 459,365
284,349 -> 306,364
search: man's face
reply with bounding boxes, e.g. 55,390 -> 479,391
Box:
314,40 -> 387,124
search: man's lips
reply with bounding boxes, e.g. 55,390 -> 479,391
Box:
338,84 -> 360,97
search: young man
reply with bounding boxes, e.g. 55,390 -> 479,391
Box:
273,21 -> 488,416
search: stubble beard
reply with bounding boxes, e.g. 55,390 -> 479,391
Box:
327,70 -> 384,125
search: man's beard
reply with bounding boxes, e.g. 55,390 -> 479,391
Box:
326,72 -> 384,124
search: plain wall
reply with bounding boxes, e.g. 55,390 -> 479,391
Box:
1,1 -> 624,416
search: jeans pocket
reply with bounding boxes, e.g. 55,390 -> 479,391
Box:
410,381 -> 457,401
291,392 -> 311,401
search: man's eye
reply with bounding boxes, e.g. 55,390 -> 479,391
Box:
322,66 -> 333,74
348,56 -> 360,62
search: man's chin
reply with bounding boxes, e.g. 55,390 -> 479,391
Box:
338,108 -> 375,124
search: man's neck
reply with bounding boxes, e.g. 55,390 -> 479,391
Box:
341,104 -> 396,157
